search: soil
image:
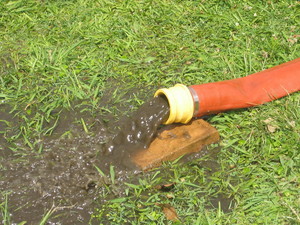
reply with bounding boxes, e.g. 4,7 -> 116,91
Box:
0,85 -> 231,224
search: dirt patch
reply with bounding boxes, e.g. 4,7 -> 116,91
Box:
0,106 -> 106,224
208,194 -> 234,213
184,147 -> 235,213
0,104 -> 15,158
0,53 -> 15,75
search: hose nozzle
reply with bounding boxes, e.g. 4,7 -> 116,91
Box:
154,84 -> 194,124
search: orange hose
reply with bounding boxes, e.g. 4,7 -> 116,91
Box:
190,57 -> 300,117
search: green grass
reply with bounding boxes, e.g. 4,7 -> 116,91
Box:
0,192 -> 10,225
1,0 -> 300,224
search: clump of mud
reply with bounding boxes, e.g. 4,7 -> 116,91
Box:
0,95 -> 170,224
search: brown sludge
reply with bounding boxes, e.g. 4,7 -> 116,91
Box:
133,119 -> 220,170
103,95 -> 170,170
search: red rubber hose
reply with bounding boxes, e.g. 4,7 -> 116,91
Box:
190,57 -> 300,117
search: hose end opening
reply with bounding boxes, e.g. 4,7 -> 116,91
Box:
154,84 -> 194,125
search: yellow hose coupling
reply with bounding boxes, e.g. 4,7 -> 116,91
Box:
154,84 -> 194,124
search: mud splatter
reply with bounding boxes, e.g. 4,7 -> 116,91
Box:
104,96 -> 170,170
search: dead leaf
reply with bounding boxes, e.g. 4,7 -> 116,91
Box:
166,193 -> 174,199
288,121 -> 296,128
267,124 -> 277,133
287,38 -> 298,44
263,118 -> 273,124
263,118 -> 278,133
262,50 -> 268,58
154,183 -> 176,192
159,204 -> 179,222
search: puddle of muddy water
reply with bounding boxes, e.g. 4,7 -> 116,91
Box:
0,89 -> 170,224
1,105 -> 105,224
0,81 -> 233,224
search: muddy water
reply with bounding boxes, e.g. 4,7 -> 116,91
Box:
0,96 -> 170,224
0,93 -> 232,224
104,96 -> 170,169
0,106 -> 106,224
108,96 -> 169,152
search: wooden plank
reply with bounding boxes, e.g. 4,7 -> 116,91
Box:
132,119 -> 220,170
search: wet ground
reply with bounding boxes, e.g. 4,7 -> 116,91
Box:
0,105 -> 106,224
0,90 -> 172,224
0,85 -> 233,224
